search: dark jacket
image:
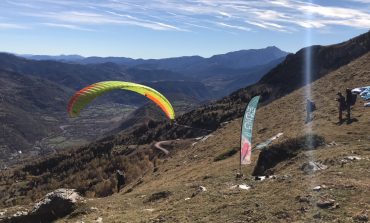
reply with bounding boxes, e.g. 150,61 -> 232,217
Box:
346,89 -> 356,106
116,170 -> 126,186
306,100 -> 316,112
336,94 -> 346,111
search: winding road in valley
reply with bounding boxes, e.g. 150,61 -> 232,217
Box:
154,140 -> 171,155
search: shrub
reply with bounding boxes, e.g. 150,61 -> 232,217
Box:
94,180 -> 114,197
214,147 -> 239,162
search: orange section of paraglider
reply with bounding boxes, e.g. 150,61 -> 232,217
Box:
145,92 -> 171,120
67,84 -> 97,115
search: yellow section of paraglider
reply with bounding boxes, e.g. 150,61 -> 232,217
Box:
67,81 -> 175,120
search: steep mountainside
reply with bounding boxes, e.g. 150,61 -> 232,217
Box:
0,47 -> 288,161
65,51 -> 370,222
1,41 -> 369,222
0,69 -> 71,163
192,31 -> 370,126
103,31 -> 370,147
0,31 -> 363,163
74,51 -> 368,222
221,56 -> 286,94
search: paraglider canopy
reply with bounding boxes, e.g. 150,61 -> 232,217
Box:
67,81 -> 175,120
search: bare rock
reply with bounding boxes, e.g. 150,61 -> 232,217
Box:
353,214 -> 369,222
313,185 -> 327,191
296,195 -> 310,203
198,186 -> 207,192
191,186 -> 207,197
301,161 -> 327,174
317,199 -> 336,209
3,188 -> 83,223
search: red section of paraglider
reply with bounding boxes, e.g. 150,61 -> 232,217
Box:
145,92 -> 171,119
67,84 -> 97,115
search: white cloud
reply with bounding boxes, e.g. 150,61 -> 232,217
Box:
104,10 -> 187,31
6,1 -> 40,9
350,0 -> 370,3
246,21 -> 289,32
217,22 -> 251,31
0,23 -> 28,29
296,5 -> 367,19
5,0 -> 370,32
47,11 -> 121,24
25,10 -> 185,31
42,23 -> 94,31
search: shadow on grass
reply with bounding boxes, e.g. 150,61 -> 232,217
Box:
213,147 -> 239,162
252,134 -> 325,176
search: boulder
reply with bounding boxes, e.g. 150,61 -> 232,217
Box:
317,199 -> 336,209
191,186 -> 207,197
353,214 -> 369,222
301,161 -> 327,174
3,188 -> 83,223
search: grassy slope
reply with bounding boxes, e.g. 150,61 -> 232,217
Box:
57,53 -> 370,222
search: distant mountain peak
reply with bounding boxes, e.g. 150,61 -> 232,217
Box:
21,54 -> 85,61
265,45 -> 279,49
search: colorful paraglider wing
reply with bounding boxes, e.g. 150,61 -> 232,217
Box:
67,81 -> 175,120
240,95 -> 260,165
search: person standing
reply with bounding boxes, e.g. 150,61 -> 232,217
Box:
305,99 -> 316,123
345,88 -> 353,122
336,92 -> 346,123
116,170 -> 126,192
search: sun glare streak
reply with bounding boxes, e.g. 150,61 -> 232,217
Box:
303,0 -> 318,215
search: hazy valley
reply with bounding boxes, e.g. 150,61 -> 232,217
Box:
0,47 -> 287,166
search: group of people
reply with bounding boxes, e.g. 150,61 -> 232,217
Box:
305,88 -> 357,124
336,88 -> 356,124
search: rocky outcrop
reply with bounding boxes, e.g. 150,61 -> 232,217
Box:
1,189 -> 83,223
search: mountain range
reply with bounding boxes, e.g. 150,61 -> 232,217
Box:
0,31 -> 369,222
20,46 -> 288,97
109,30 -> 370,146
0,46 -> 288,164
21,46 -> 286,69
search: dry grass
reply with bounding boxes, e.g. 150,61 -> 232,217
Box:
53,52 -> 370,222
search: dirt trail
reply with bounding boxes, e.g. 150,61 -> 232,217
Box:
153,141 -> 171,155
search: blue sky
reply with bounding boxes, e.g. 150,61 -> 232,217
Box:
0,0 -> 369,59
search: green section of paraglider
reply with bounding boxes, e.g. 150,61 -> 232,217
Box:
68,81 -> 175,120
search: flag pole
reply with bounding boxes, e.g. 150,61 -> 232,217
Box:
239,95 -> 260,177
239,103 -> 248,177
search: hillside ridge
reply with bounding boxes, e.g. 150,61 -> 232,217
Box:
1,44 -> 369,223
